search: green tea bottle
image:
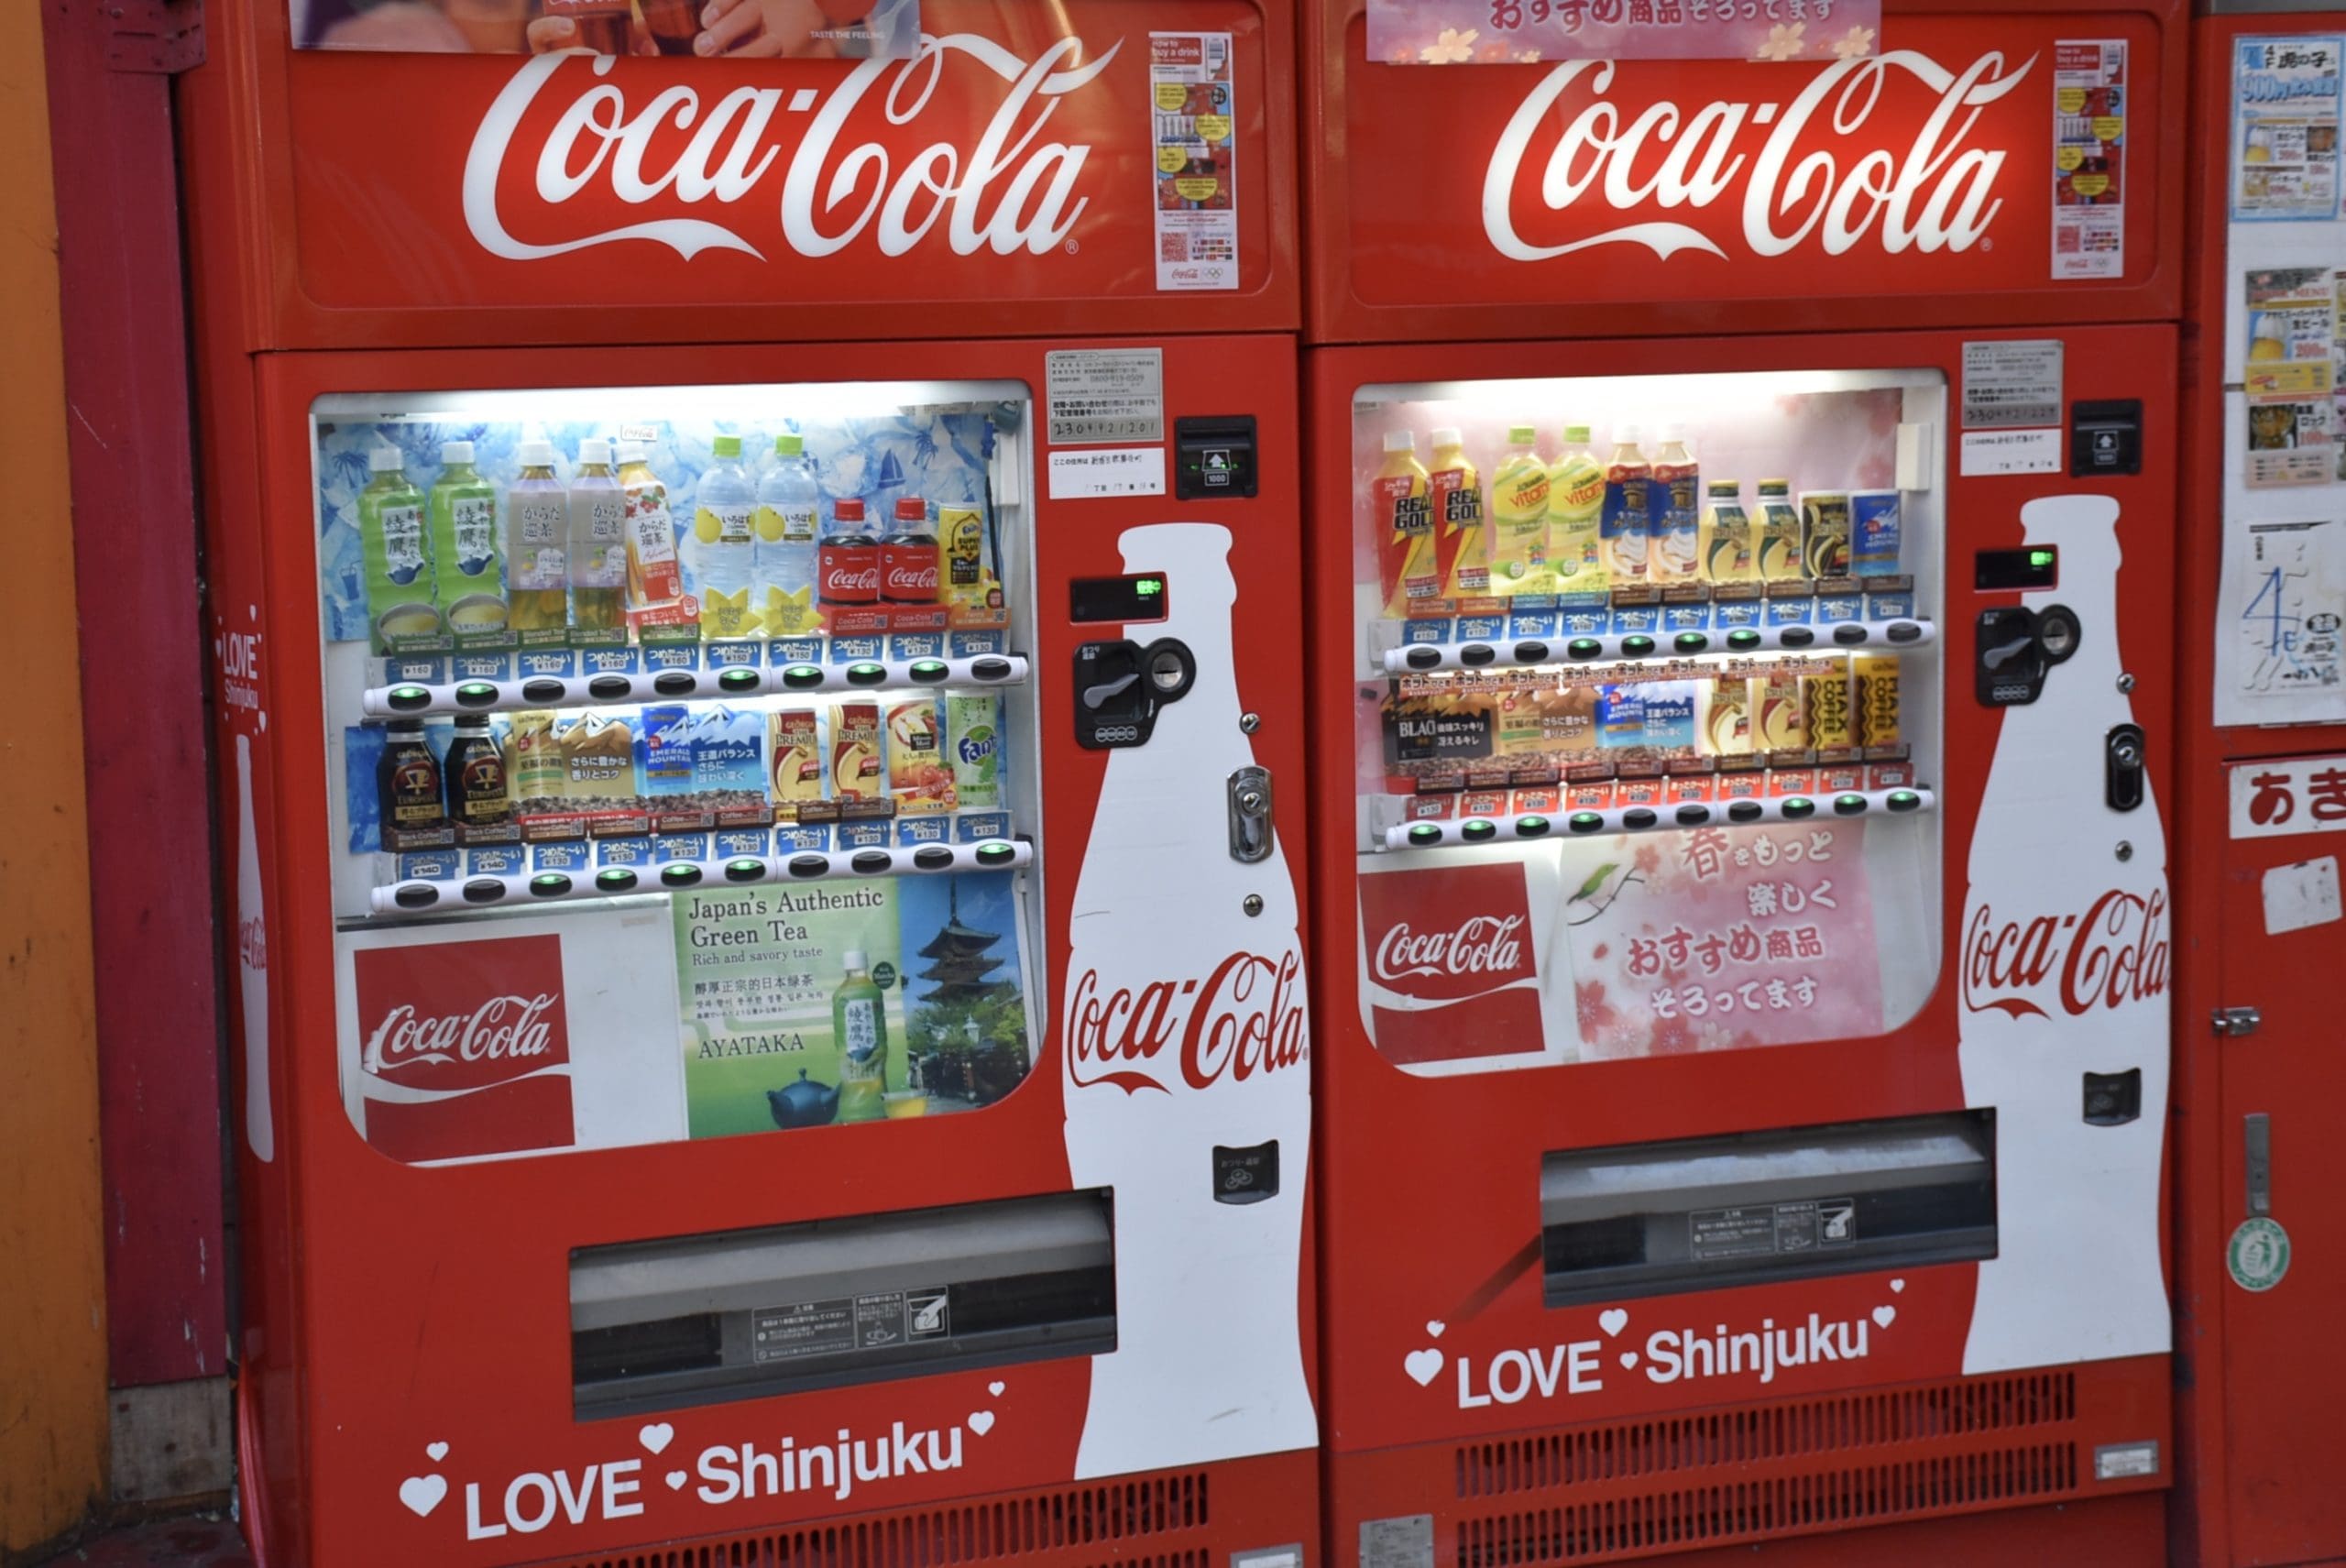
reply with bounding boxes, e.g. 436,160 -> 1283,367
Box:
833,948 -> 888,1124
428,441 -> 504,637
359,445 -> 435,650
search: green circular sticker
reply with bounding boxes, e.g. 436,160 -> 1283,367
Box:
872,960 -> 899,990
2228,1217 -> 2291,1293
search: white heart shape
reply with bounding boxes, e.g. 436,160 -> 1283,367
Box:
1403,1347 -> 1444,1387
1618,1351 -> 1639,1370
638,1421 -> 674,1456
665,1470 -> 688,1492
968,1410 -> 996,1436
399,1475 -> 447,1518
1891,1278 -> 1906,1293
425,1442 -> 449,1463
1873,1305 -> 1897,1328
988,1381 -> 1005,1397
1598,1308 -> 1629,1338
1425,1320 -> 1446,1339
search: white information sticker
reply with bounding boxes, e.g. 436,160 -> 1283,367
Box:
1046,348 -> 1165,445
2230,753 -> 2346,839
1047,445 -> 1168,500
2263,856 -> 2342,935
1959,428 -> 2065,477
1962,340 -> 2065,428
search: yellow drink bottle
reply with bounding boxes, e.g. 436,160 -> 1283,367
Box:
1546,424 -> 1608,607
1375,430 -> 1437,619
1487,424 -> 1551,595
1699,479 -> 1756,584
1430,428 -> 1489,603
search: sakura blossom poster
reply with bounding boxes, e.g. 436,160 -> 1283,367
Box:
1365,0 -> 1882,67
1562,821 -> 1884,1058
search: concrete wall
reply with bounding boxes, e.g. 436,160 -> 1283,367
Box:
0,15 -> 110,1558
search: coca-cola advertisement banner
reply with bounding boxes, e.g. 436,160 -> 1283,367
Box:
337,907 -> 687,1163
1359,823 -> 1925,1071
1365,0 -> 1882,66
293,0 -> 918,59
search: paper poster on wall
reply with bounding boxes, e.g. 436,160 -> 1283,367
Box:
2052,41 -> 2127,280
1149,33 -> 1240,292
2231,36 -> 2344,222
675,872 -> 1032,1137
1363,0 -> 1883,64
291,0 -> 917,55
2216,515 -> 2346,722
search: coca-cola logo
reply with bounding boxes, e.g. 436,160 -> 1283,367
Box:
1961,889 -> 2170,1020
1482,50 -> 2034,264
1066,948 -> 1309,1096
463,34 -> 1118,264
823,564 -> 881,593
1358,863 -> 1539,1005
884,564 -> 939,594
352,936 -> 576,1162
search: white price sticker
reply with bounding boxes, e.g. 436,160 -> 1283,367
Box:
1959,428 -> 2064,477
1047,446 -> 1168,500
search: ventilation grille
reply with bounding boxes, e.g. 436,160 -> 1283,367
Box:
1458,1444 -> 2079,1566
538,1474 -> 1210,1568
1457,1372 -> 2077,1498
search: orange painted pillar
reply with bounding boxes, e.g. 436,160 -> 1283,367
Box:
0,11 -> 109,1556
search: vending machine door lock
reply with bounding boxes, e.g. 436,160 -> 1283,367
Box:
2106,723 -> 2147,811
1073,637 -> 1195,749
1228,766 -> 1274,863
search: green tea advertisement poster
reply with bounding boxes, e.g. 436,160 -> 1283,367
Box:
675,872 -> 1030,1138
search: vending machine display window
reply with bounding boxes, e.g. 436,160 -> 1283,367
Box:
312,381 -> 1046,1161
1351,369 -> 1946,1073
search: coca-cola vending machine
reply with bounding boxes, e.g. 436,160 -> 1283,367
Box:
1301,2 -> 2184,1563
181,5 -> 1319,1563
2172,6 -> 2346,1565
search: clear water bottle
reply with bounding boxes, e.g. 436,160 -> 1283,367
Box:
694,434 -> 757,640
754,433 -> 820,637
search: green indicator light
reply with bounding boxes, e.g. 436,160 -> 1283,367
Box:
1407,824 -> 1442,847
1621,635 -> 1656,657
1781,797 -> 1816,819
1888,790 -> 1923,813
661,863 -> 704,887
782,664 -> 825,689
1727,630 -> 1762,651
1567,638 -> 1604,660
1673,632 -> 1709,653
595,869 -> 638,893
718,667 -> 761,692
847,662 -> 887,685
1834,793 -> 1869,816
1135,577 -> 1163,597
2030,549 -> 2055,567
1460,819 -> 1497,842
974,842 -> 1016,867
910,660 -> 949,683
528,873 -> 572,897
388,685 -> 431,710
1569,811 -> 1606,834
455,681 -> 499,705
1515,816 -> 1551,838
726,858 -> 766,882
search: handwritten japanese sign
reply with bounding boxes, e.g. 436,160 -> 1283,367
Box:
1367,0 -> 1881,66
2231,754 -> 2346,840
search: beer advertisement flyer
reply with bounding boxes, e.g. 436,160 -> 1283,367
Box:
2231,36 -> 2345,223
291,0 -> 918,60
675,871 -> 1031,1137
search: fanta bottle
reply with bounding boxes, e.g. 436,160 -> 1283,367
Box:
1546,425 -> 1607,607
1374,431 -> 1436,619
1430,428 -> 1489,604
1487,425 -> 1550,594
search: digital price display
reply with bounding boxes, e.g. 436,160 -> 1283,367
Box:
1069,573 -> 1170,625
1974,546 -> 2058,591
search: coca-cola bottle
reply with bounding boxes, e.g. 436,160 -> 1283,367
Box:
1060,521 -> 1315,1477
882,497 -> 940,605
1957,494 -> 2169,1373
817,497 -> 881,609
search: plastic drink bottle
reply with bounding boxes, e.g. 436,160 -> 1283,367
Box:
1487,425 -> 1550,595
616,441 -> 693,635
753,433 -> 820,637
817,497 -> 882,609
1601,424 -> 1652,584
506,441 -> 568,641
1648,423 -> 1700,585
1430,427 -> 1489,602
1374,430 -> 1435,619
833,949 -> 889,1124
427,441 -> 502,632
1546,424 -> 1607,607
693,433 -> 757,640
565,439 -> 628,641
358,446 -> 434,646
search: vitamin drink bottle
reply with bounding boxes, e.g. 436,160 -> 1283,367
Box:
1601,424 -> 1651,584
565,439 -> 628,640
753,433 -> 819,637
833,948 -> 889,1124
1488,425 -> 1550,594
1430,427 -> 1489,602
818,497 -> 882,608
1374,430 -> 1435,619
506,442 -> 568,641
693,433 -> 757,640
1546,424 -> 1607,607
1648,423 -> 1700,585
882,497 -> 941,605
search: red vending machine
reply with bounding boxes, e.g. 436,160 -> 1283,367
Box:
180,5 -> 1319,1564
2174,7 -> 2346,1565
1301,3 -> 2186,1563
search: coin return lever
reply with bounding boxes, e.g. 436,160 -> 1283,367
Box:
1072,636 -> 1196,750
568,1191 -> 1115,1418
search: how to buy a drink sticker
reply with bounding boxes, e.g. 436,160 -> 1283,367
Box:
1148,33 -> 1239,291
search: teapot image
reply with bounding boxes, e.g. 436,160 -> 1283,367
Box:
766,1070 -> 840,1130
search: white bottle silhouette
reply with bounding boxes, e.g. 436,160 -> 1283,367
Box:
1060,522 -> 1317,1477
236,733 -> 275,1163
1958,495 -> 2167,1373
